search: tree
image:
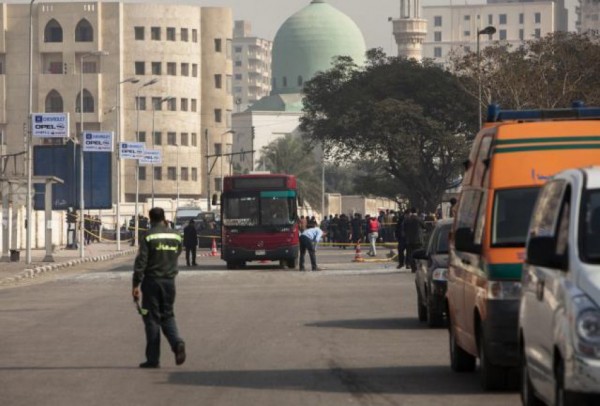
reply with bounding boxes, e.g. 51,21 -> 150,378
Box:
300,51 -> 477,212
449,31 -> 600,110
260,134 -> 322,209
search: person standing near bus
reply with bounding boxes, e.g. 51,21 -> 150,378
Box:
367,215 -> 380,256
299,220 -> 323,272
132,207 -> 186,369
183,219 -> 198,267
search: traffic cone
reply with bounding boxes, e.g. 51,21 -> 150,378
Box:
210,238 -> 218,257
352,243 -> 364,262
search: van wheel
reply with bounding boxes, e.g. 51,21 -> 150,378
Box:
521,346 -> 544,406
449,317 -> 476,372
417,290 -> 427,322
479,326 -> 508,390
427,295 -> 444,328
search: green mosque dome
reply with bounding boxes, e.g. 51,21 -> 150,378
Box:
271,0 -> 366,95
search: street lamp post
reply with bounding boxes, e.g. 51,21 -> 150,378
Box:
477,26 -> 496,128
79,50 -> 108,259
134,78 -> 159,247
175,143 -> 180,209
25,0 -> 36,264
220,130 -> 235,192
115,77 -> 139,251
151,96 -> 173,208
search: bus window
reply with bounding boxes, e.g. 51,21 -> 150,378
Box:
223,195 -> 258,226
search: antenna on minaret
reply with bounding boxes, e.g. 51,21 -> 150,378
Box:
391,0 -> 427,61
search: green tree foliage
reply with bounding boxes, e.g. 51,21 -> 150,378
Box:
260,134 -> 322,209
300,51 -> 477,212
449,31 -> 600,109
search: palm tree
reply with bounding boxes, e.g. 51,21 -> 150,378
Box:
261,134 -> 322,210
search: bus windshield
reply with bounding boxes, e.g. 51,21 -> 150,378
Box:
492,187 -> 540,247
582,189 -> 600,264
223,190 -> 296,227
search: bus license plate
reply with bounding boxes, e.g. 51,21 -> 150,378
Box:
255,250 -> 266,256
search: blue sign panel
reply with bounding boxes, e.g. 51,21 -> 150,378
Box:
33,144 -> 113,210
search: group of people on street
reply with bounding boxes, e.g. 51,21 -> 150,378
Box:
83,214 -> 102,245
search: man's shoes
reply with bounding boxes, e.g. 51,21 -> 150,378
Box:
312,267 -> 323,272
396,264 -> 403,269
139,362 -> 160,369
192,263 -> 197,266
299,267 -> 306,271
175,341 -> 186,366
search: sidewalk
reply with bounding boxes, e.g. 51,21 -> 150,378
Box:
0,242 -> 138,286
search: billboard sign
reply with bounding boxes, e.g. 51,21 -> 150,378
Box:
119,142 -> 145,159
83,131 -> 114,152
139,149 -> 162,165
31,113 -> 69,138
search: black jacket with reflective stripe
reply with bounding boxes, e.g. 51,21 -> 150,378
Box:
133,223 -> 183,287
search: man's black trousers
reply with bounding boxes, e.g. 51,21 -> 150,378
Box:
141,277 -> 183,365
299,234 -> 317,270
185,246 -> 196,266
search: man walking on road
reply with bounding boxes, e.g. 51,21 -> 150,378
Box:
183,219 -> 198,267
404,207 -> 426,273
132,207 -> 186,369
299,220 -> 323,271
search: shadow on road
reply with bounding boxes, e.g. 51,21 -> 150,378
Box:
305,317 -> 425,330
167,365 -> 498,395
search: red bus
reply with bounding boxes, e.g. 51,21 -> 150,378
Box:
220,174 -> 299,269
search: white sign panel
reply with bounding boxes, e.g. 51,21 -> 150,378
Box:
139,149 -> 162,165
31,113 -> 69,138
119,142 -> 145,159
83,132 -> 114,152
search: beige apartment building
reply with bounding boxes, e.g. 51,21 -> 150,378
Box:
232,20 -> 272,113
0,1 -> 233,204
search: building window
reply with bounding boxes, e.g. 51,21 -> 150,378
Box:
226,39 -> 232,58
434,47 -> 442,58
215,38 -> 222,52
167,62 -> 176,76
226,110 -> 232,127
297,76 -> 303,86
181,28 -> 188,42
499,14 -> 507,24
234,86 -> 243,93
192,64 -> 198,77
535,12 -> 541,24
191,168 -> 198,181
192,29 -> 198,42
153,132 -> 162,145
135,61 -> 145,75
434,16 -> 442,27
434,31 -> 442,42
181,63 -> 189,76
181,98 -> 188,111
235,46 -> 242,52
139,166 -> 146,181
226,75 -> 233,95
534,28 -> 541,38
191,99 -> 197,112
214,143 -> 222,155
181,167 -> 189,181
151,62 -> 161,75
191,133 -> 197,146
235,73 -> 242,80
137,131 -> 146,143
75,19 -> 93,42
167,167 -> 176,181
167,98 -> 176,111
76,90 -> 95,112
135,97 -> 146,111
464,15 -> 470,21
167,27 -> 176,41
519,29 -> 524,40
499,29 -> 507,40
154,167 -> 162,181
282,76 -> 288,87
167,132 -> 176,145
180,133 -> 189,146
214,109 -> 222,123
135,26 -> 144,40
82,61 -> 97,74
45,90 -> 64,112
214,178 -> 222,192
215,74 -> 222,89
44,19 -> 63,43
152,97 -> 162,111
488,14 -> 493,25
464,30 -> 471,37
519,13 -> 524,24
151,27 -> 161,40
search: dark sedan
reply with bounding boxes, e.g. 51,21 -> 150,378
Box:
413,219 -> 452,327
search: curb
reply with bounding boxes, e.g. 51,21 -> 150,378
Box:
0,248 -> 138,286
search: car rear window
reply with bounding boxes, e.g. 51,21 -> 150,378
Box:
436,224 -> 451,254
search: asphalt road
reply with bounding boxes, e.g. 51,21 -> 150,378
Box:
0,248 -> 519,406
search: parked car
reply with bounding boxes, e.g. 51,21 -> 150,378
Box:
414,219 -> 452,327
519,167 -> 600,406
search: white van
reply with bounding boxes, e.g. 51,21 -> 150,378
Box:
519,166 -> 600,406
174,207 -> 202,231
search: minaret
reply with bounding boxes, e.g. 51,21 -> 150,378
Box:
392,0 -> 427,60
